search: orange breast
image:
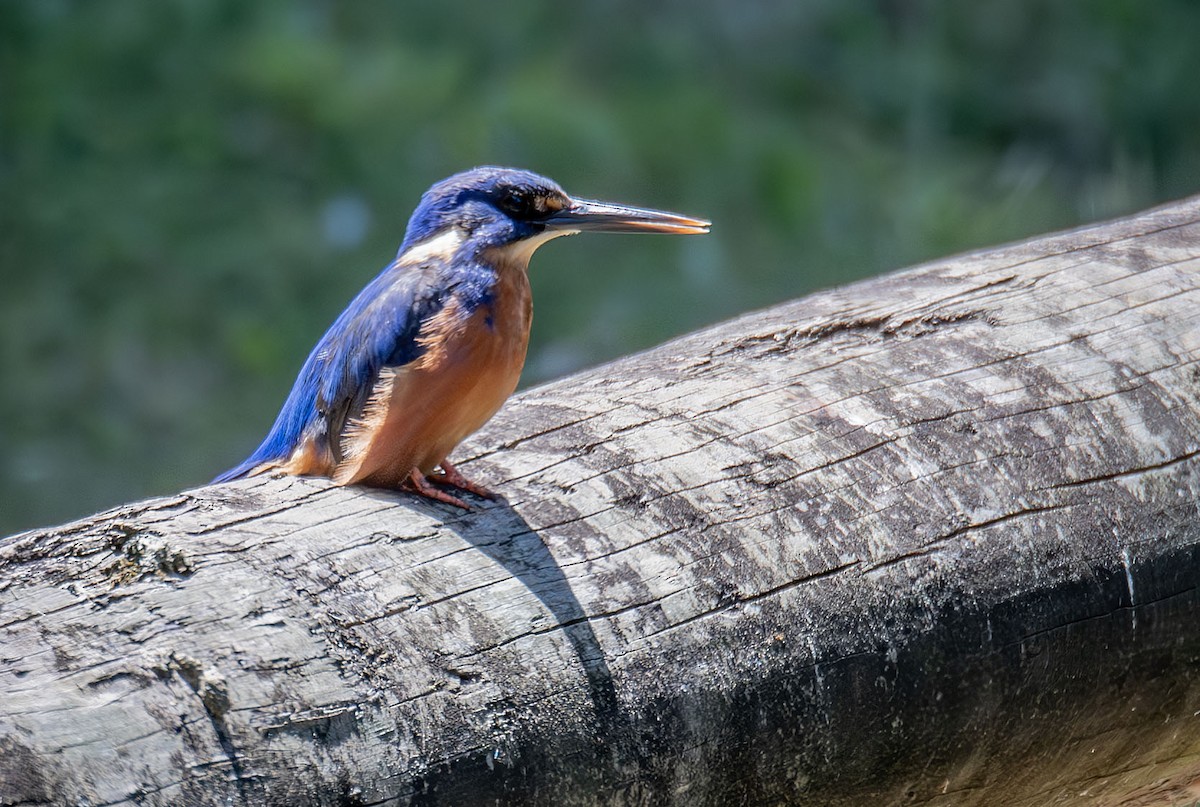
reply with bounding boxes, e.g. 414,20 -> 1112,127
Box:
334,265 -> 532,486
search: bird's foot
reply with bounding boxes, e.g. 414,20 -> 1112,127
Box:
436,460 -> 497,500
403,462 -> 495,510
405,468 -> 472,510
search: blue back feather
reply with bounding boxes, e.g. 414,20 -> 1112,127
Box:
214,166 -> 556,482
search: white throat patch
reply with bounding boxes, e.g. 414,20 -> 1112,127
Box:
399,228 -> 467,266
491,229 -> 576,270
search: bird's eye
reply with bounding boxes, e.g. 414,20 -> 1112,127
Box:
499,189 -> 528,216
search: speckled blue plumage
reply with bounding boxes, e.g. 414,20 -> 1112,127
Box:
214,167 -> 557,482
214,167 -> 707,493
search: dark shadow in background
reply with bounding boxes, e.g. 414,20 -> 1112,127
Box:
414,493 -> 640,803
441,494 -> 620,720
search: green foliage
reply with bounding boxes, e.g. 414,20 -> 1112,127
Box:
2,0 -> 1198,534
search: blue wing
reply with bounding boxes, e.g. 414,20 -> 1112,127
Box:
214,254 -> 493,482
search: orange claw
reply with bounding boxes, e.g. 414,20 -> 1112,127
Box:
437,460 -> 497,500
403,461 -> 495,510
405,467 -> 472,510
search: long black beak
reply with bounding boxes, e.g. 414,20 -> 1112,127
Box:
545,198 -> 710,235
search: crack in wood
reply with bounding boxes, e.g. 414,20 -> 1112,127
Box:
6,198 -> 1200,806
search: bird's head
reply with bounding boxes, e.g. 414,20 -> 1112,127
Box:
398,166 -> 709,261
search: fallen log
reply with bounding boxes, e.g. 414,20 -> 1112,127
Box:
3,198 -> 1200,806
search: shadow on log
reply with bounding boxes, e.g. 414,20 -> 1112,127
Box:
3,198 -> 1200,806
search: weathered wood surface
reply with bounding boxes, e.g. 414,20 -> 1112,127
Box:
4,198 -> 1200,807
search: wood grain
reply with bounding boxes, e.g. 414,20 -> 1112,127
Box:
3,198 -> 1200,806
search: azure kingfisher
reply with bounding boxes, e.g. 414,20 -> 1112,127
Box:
215,166 -> 709,508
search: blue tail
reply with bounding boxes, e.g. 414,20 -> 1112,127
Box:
212,456 -> 267,483
212,365 -> 323,484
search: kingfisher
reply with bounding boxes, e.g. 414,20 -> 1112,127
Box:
215,166 -> 709,508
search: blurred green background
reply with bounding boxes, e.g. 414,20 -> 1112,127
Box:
2,1 -> 1199,535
